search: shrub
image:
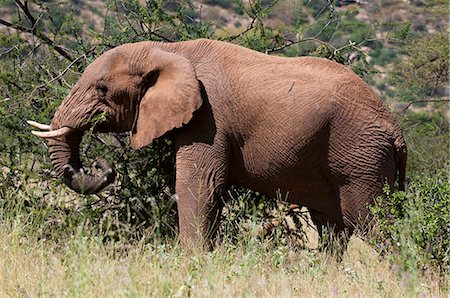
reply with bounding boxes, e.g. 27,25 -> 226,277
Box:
370,172 -> 450,273
401,108 -> 449,176
393,33 -> 449,93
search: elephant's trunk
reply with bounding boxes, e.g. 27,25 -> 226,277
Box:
47,131 -> 115,195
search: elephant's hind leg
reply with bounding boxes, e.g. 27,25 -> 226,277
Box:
309,209 -> 353,259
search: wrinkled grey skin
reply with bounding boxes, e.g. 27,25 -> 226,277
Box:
41,39 -> 407,249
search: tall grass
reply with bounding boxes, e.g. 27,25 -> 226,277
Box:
0,219 -> 447,297
1,170 -> 449,296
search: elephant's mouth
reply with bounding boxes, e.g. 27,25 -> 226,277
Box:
28,120 -> 116,194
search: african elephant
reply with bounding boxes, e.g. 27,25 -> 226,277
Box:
29,39 -> 407,249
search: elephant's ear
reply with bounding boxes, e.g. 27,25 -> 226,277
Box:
131,47 -> 202,149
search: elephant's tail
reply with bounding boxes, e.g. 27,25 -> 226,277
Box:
394,130 -> 407,191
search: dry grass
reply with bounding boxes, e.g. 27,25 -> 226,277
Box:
0,221 -> 447,297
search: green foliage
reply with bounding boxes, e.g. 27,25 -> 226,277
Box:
369,46 -> 397,67
401,108 -> 449,176
393,32 -> 449,94
84,136 -> 178,240
370,172 -> 450,273
102,0 -> 214,44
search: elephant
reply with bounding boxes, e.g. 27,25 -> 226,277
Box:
29,39 -> 407,249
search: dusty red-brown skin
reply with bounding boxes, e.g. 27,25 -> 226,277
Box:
43,39 -> 406,249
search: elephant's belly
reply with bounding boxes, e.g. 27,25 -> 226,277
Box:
228,126 -> 342,205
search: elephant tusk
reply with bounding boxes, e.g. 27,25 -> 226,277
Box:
27,120 -> 51,130
31,127 -> 72,138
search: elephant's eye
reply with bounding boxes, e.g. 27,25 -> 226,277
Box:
96,84 -> 108,97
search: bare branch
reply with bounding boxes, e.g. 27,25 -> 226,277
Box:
15,0 -> 36,26
400,99 -> 450,114
225,17 -> 257,42
0,45 -> 19,57
267,37 -> 336,53
27,46 -> 96,100
0,7 -> 77,63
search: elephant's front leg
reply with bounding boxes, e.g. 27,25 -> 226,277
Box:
175,144 -> 228,250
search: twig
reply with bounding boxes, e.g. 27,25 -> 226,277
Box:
149,30 -> 173,42
27,47 -> 95,100
226,17 -> 257,42
15,0 -> 36,26
400,99 -> 450,114
0,3 -> 76,63
314,0 -> 333,19
267,37 -> 336,53
5,78 -> 24,92
0,45 -> 19,57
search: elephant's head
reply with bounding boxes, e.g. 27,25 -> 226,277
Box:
29,43 -> 202,194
